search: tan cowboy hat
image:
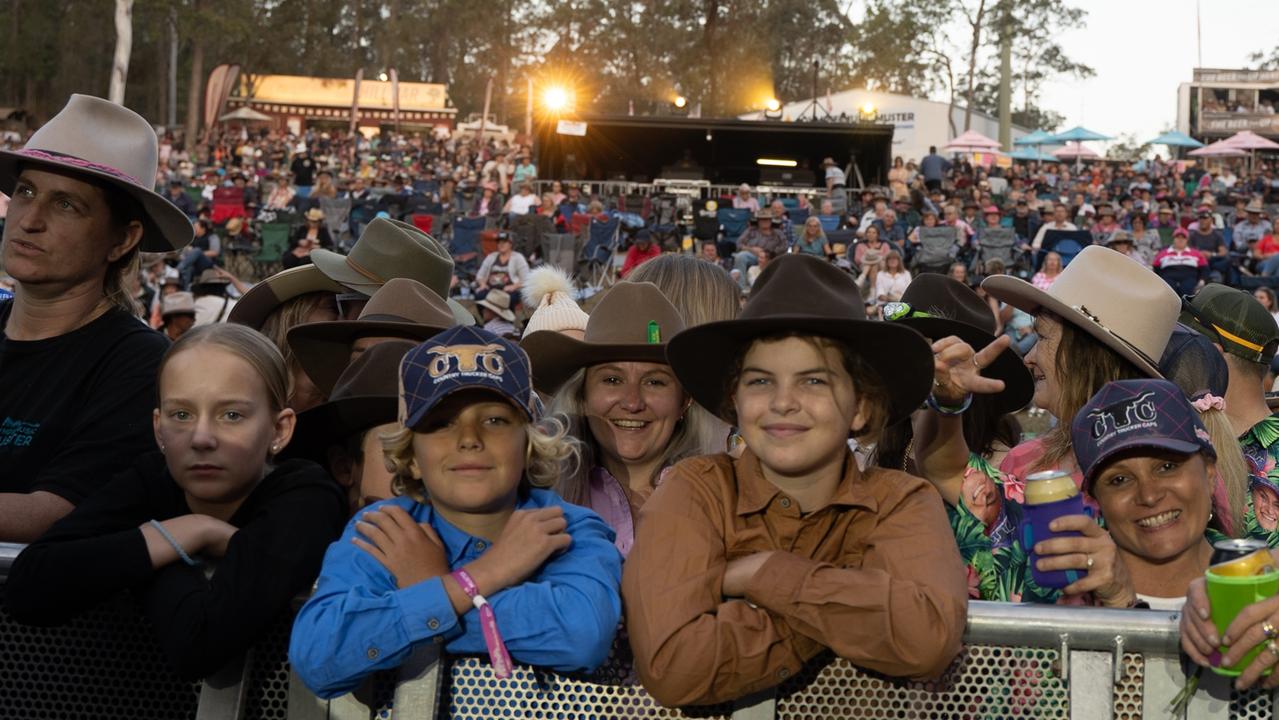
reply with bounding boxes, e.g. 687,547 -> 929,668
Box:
667,254 -> 933,426
227,264 -> 346,330
160,291 -> 196,319
521,281 -> 685,394
193,268 -> 230,286
225,217 -> 244,234
1247,199 -> 1266,214
288,278 -> 456,396
755,209 -> 774,221
477,289 -> 516,322
305,207 -> 326,222
309,217 -> 453,298
0,94 -> 193,252
983,245 -> 1179,377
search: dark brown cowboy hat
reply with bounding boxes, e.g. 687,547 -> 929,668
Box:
521,281 -> 685,394
885,274 -> 1033,416
666,254 -> 933,426
288,277 -> 454,395
282,340 -> 414,462
227,264 -> 346,330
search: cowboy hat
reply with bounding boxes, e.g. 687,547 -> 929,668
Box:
288,278 -> 455,396
477,288 -> 516,322
667,254 -> 934,426
1247,200 -> 1266,214
193,268 -> 230,286
160,291 -> 196,319
521,281 -> 685,394
225,217 -> 244,234
227,264 -> 346,330
754,209 -> 774,221
983,245 -> 1179,377
282,339 -> 414,463
884,274 -> 1033,416
309,217 -> 453,298
305,208 -> 326,222
0,94 -> 192,252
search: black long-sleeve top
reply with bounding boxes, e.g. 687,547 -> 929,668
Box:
4,454 -> 346,681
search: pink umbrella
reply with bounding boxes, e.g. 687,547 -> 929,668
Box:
1052,142 -> 1100,160
1222,130 -> 1279,151
1188,139 -> 1248,157
944,130 -> 1001,153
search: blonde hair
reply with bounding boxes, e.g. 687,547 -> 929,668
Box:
157,323 -> 289,412
258,291 -> 339,403
381,411 -> 580,504
549,368 -> 708,506
1200,407 -> 1249,537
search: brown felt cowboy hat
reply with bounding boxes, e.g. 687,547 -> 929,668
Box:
983,245 -> 1179,377
227,264 -> 347,330
884,274 -> 1033,416
281,339 -> 415,463
666,254 -> 934,426
309,217 -> 454,298
521,281 -> 685,394
288,278 -> 454,395
0,94 -> 193,252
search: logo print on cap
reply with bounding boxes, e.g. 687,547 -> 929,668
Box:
426,343 -> 506,378
1088,391 -> 1157,440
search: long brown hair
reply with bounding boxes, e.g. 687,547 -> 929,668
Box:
258,291 -> 339,403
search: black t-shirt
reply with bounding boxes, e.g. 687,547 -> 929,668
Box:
0,300 -> 168,502
291,156 -> 315,186
1188,228 -> 1224,254
5,454 -> 346,680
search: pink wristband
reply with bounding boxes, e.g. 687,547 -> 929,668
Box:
450,568 -> 513,678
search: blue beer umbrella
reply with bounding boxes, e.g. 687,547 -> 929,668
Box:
1008,147 -> 1059,162
1147,130 -> 1204,149
1014,130 -> 1055,147
1048,126 -> 1112,143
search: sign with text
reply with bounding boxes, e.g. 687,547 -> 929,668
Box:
556,120 -> 588,137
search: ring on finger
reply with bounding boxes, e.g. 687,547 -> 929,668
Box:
1267,639 -> 1279,658
1086,555 -> 1094,569
1265,621 -> 1278,640
972,356 -> 982,370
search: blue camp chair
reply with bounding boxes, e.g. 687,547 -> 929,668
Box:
717,208 -> 751,242
579,216 -> 621,294
1040,229 -> 1092,269
450,215 -> 487,286
817,214 -> 841,233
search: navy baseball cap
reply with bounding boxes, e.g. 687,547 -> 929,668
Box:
399,326 -> 538,430
1071,378 -> 1215,488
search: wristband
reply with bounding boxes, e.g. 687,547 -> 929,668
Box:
450,568 -> 513,678
148,519 -> 200,567
927,392 -> 973,415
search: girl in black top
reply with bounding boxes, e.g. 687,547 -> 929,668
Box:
5,324 -> 347,680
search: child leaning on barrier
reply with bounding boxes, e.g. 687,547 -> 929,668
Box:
622,254 -> 968,707
288,326 -> 622,699
4,324 -> 347,680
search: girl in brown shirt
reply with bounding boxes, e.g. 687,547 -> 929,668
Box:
622,254 -> 968,707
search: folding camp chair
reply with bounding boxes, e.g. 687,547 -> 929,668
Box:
510,213 -> 555,260
450,215 -> 487,287
319,197 -> 352,249
1040,229 -> 1092,269
914,227 -> 959,274
717,208 -> 751,243
252,223 -> 291,280
579,216 -> 621,295
210,186 -> 247,225
411,214 -> 437,235
817,214 -> 841,233
619,194 -> 652,221
541,232 -> 578,275
974,228 -> 1027,278
1156,226 -> 1175,248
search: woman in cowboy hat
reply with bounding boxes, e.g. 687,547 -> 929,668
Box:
522,282 -> 712,559
0,94 -> 193,541
918,246 -> 1181,540
622,254 -> 966,706
284,207 -> 332,269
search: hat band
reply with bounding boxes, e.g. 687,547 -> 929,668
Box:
1211,323 -> 1265,354
18,148 -> 142,186
1071,304 -> 1160,370
344,255 -> 387,285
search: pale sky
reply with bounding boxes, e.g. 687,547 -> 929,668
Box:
1038,0 -> 1279,146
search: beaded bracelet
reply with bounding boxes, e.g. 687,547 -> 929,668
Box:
148,519 -> 200,567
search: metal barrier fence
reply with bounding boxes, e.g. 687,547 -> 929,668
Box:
1,541 -> 1273,719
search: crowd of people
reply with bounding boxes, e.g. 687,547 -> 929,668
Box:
10,93 -> 1279,708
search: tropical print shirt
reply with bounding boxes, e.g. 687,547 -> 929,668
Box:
1234,414 -> 1279,548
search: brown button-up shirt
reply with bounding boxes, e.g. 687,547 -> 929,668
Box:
621,449 -> 967,707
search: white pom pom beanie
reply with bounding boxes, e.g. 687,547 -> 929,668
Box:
521,267 -> 591,338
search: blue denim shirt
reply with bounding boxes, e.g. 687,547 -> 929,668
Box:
288,489 -> 622,698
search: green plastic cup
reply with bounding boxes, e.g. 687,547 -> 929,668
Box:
1206,568 -> 1279,677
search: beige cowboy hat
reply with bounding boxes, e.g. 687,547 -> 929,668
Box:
227,264 -> 347,330
160,291 -> 196,319
1246,199 -> 1266,215
477,288 -> 516,322
0,94 -> 193,251
521,281 -> 685,394
304,208 -> 326,222
288,277 -> 455,395
309,217 -> 453,298
983,245 -> 1179,377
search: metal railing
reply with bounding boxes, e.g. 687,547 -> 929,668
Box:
0,542 -> 1272,719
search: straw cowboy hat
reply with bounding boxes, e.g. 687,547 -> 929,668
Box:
283,339 -> 415,462
983,245 -> 1179,377
477,288 -> 516,322
304,208 -> 326,222
309,217 -> 453,298
288,278 -> 455,395
667,254 -> 934,426
0,94 -> 193,252
227,264 -> 347,330
1246,200 -> 1266,215
884,274 -> 1033,416
160,291 -> 196,319
521,281 -> 686,394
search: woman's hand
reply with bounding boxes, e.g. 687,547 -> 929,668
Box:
1180,578 -> 1221,667
468,507 -> 571,592
353,505 -> 450,589
1032,515 -> 1136,608
930,335 -> 1010,405
1218,592 -> 1279,690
